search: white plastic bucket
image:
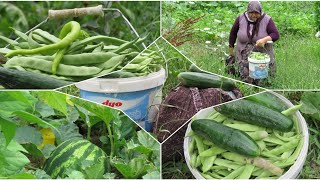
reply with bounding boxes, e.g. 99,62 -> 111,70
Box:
76,68 -> 166,131
248,56 -> 270,79
184,92 -> 309,179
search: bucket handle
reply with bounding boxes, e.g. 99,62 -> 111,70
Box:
48,5 -> 104,19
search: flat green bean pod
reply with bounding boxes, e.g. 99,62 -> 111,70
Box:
6,57 -> 101,77
5,21 -> 81,57
33,52 -> 118,66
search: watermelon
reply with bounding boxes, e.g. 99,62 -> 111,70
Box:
43,139 -> 109,178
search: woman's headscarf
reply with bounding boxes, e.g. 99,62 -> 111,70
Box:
247,1 -> 262,14
245,1 -> 265,40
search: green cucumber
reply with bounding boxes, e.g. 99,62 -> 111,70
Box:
0,67 -> 72,89
178,72 -> 236,91
215,99 -> 293,132
191,119 -> 260,157
189,64 -> 207,73
245,92 -> 287,112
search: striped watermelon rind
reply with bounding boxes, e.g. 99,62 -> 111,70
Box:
43,139 -> 108,178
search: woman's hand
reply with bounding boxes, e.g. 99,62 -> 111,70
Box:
229,46 -> 234,56
256,36 -> 272,47
256,39 -> 266,47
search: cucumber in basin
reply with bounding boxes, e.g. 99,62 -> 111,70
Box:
178,72 -> 236,91
191,119 -> 260,157
215,99 -> 293,132
245,92 -> 288,112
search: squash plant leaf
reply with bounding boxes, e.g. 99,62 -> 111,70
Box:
56,123 -> 82,144
36,91 -> 68,116
113,157 -> 153,179
0,116 -> 16,146
35,100 -> 55,118
0,92 -> 32,118
137,130 -> 160,151
0,134 -> 30,177
142,170 -> 161,179
14,126 -> 42,146
70,97 -> 115,124
7,91 -> 37,108
29,169 -> 51,179
300,92 -> 320,120
13,111 -> 61,139
82,157 -> 106,179
127,140 -> 153,155
7,172 -> 36,179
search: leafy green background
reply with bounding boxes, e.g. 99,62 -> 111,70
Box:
0,1 -> 160,47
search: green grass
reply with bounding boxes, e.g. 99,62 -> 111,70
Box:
176,35 -> 320,89
270,35 -> 320,89
162,159 -> 193,179
58,84 -> 80,97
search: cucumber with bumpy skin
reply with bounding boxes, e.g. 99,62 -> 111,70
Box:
215,99 -> 293,132
191,119 -> 260,157
178,72 -> 236,91
245,92 -> 287,112
0,67 -> 72,89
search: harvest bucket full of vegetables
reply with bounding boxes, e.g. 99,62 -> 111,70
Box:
248,52 -> 270,79
184,91 -> 308,179
0,5 -> 150,89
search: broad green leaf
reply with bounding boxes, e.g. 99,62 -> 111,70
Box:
0,134 -> 30,176
114,158 -> 152,178
7,172 -> 36,179
127,140 -> 153,155
75,105 -> 103,127
300,92 -> 320,120
113,161 -> 134,178
35,100 -> 55,118
71,97 -> 115,124
36,91 -> 67,116
13,111 -> 61,138
119,115 -> 136,139
0,92 -> 32,118
142,171 -> 160,179
7,91 -> 37,108
22,143 -> 43,158
82,157 -> 106,179
67,106 -> 80,123
0,116 -> 16,146
137,130 -> 160,151
103,173 -> 116,179
66,170 -> 85,179
56,123 -> 82,144
41,144 -> 56,159
14,126 -> 42,146
29,169 -> 51,179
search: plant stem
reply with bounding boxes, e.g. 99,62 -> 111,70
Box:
87,126 -> 91,141
106,123 -> 114,157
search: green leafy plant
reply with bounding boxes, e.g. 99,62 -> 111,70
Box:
0,91 -> 160,179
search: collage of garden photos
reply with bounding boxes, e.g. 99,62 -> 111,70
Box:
0,1 -> 320,179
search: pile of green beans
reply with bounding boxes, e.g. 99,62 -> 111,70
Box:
103,49 -> 164,78
188,107 -> 303,179
0,21 -> 152,82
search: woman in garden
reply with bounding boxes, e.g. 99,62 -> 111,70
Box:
228,1 -> 280,84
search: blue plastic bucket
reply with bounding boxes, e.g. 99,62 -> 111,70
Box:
76,68 -> 166,131
248,57 -> 270,79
